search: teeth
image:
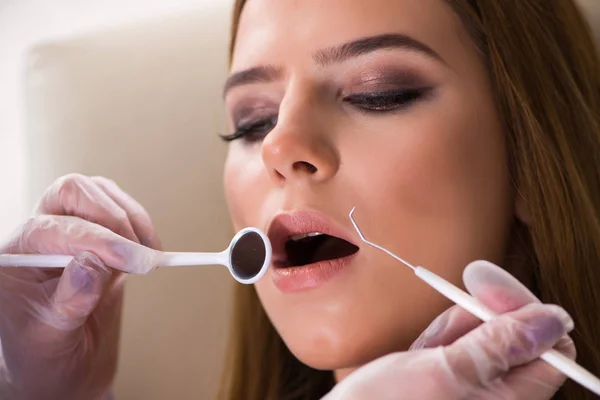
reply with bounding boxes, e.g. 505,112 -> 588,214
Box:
290,232 -> 324,241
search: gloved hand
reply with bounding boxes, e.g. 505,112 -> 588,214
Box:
323,260 -> 576,400
0,174 -> 162,400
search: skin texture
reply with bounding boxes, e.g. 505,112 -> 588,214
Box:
223,0 -> 520,378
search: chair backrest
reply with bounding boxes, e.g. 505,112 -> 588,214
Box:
23,5 -> 234,399
580,0 -> 600,45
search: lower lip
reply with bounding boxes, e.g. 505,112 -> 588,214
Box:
271,254 -> 358,292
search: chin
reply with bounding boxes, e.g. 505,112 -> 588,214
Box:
287,342 -> 369,372
279,324 -> 410,372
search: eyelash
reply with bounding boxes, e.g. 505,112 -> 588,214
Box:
344,88 -> 427,112
220,116 -> 278,143
220,88 -> 427,143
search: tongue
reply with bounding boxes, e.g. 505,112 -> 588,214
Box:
284,235 -> 358,267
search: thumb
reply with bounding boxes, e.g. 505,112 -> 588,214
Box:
441,303 -> 573,389
48,252 -> 112,331
463,260 -> 541,310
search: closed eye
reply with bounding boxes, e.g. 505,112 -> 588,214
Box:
220,116 -> 278,143
344,88 -> 428,112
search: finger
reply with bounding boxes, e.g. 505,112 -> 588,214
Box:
34,174 -> 139,243
38,252 -> 111,333
410,305 -> 481,350
442,303 -> 573,389
501,334 -> 576,398
463,260 -> 541,310
90,176 -> 163,250
4,215 -> 160,275
412,260 -> 542,350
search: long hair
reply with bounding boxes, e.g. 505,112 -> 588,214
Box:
218,2 -> 600,399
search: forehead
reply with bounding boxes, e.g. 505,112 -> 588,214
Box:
231,0 -> 471,71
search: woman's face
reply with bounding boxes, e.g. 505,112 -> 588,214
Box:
223,0 -> 515,375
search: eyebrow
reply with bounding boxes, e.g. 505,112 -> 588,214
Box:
223,33 -> 443,97
223,65 -> 283,98
314,33 -> 444,66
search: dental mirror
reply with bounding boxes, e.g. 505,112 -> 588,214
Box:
0,227 -> 272,284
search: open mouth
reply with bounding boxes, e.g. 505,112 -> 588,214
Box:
279,232 -> 359,268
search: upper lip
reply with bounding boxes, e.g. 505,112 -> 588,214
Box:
266,210 -> 359,264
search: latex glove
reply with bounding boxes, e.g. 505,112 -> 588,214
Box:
0,174 -> 162,400
323,261 -> 576,400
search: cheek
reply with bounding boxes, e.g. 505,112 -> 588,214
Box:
348,88 -> 513,277
223,146 -> 269,230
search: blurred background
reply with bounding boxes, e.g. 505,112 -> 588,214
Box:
0,0 -> 232,237
0,1 -> 598,399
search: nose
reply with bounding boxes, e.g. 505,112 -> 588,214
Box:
261,93 -> 339,186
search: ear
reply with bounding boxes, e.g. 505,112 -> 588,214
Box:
514,190 -> 532,225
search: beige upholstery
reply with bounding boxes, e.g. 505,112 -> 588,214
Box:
23,5 -> 234,399
580,0 -> 600,44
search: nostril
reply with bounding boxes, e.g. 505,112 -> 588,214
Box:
294,161 -> 318,174
274,170 -> 285,180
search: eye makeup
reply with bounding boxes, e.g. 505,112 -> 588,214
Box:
220,102 -> 279,143
342,87 -> 430,113
220,114 -> 278,143
343,66 -> 431,91
220,66 -> 435,143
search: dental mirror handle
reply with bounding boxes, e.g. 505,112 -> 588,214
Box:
415,266 -> 600,397
158,252 -> 227,267
0,252 -> 227,268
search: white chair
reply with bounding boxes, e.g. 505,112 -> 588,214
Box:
23,5 -> 234,399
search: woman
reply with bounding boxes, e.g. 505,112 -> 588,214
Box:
0,0 -> 599,399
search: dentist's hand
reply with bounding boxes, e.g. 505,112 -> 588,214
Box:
0,174 -> 162,400
323,261 -> 576,400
